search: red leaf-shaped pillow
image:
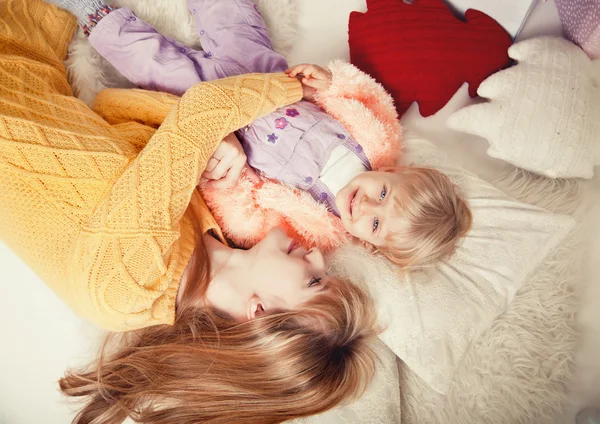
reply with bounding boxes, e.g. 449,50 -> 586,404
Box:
349,0 -> 513,117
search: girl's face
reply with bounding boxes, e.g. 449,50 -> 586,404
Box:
335,171 -> 402,246
246,228 -> 329,317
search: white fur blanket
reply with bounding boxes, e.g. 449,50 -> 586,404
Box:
66,2 -> 590,424
399,171 -> 589,424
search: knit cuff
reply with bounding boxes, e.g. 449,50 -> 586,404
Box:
273,73 -> 304,105
88,7 -> 134,42
75,0 -> 114,36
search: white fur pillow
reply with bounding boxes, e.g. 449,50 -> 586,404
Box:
447,36 -> 600,179
328,132 -> 575,394
66,0 -> 298,106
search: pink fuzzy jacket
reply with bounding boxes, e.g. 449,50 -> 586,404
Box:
200,61 -> 402,252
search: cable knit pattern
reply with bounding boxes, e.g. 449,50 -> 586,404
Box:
0,0 -> 302,331
448,37 -> 600,179
93,88 -> 179,127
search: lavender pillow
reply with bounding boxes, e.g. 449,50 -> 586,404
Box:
555,0 -> 600,59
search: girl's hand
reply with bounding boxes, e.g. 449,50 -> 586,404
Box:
203,133 -> 257,189
286,64 -> 332,102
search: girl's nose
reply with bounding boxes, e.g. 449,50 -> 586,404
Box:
305,248 -> 325,271
358,197 -> 375,216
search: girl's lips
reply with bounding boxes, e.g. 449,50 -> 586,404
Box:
348,189 -> 358,219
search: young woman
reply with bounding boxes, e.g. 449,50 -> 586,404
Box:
0,0 -> 379,422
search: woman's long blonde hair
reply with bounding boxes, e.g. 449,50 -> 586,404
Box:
60,232 -> 379,424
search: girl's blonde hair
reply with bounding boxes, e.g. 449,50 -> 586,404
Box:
379,166 -> 472,268
59,248 -> 379,424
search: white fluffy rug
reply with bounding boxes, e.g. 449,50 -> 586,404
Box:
66,0 -> 298,105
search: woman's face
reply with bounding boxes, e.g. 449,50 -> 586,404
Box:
246,228 -> 329,317
205,228 -> 330,321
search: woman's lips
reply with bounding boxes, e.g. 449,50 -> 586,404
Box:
288,240 -> 299,254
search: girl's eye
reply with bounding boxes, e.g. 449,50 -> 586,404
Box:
308,277 -> 322,288
373,217 -> 379,232
379,187 -> 387,201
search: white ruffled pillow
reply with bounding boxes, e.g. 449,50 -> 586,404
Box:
328,133 -> 575,394
448,36 -> 600,179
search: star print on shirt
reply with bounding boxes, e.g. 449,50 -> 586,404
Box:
266,133 -> 279,144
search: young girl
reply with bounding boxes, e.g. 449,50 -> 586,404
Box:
0,0 -> 379,422
52,0 -> 472,268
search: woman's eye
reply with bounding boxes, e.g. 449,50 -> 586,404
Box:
379,187 -> 387,201
373,217 -> 379,232
308,277 -> 322,288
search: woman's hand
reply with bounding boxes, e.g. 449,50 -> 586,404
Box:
286,64 -> 332,102
203,133 -> 257,189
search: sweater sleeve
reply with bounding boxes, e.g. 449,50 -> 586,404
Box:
93,88 -> 179,128
314,60 -> 402,170
72,73 -> 303,332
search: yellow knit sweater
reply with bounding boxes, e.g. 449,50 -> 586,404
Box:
0,0 -> 302,331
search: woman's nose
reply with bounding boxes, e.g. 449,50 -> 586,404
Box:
305,248 -> 325,271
